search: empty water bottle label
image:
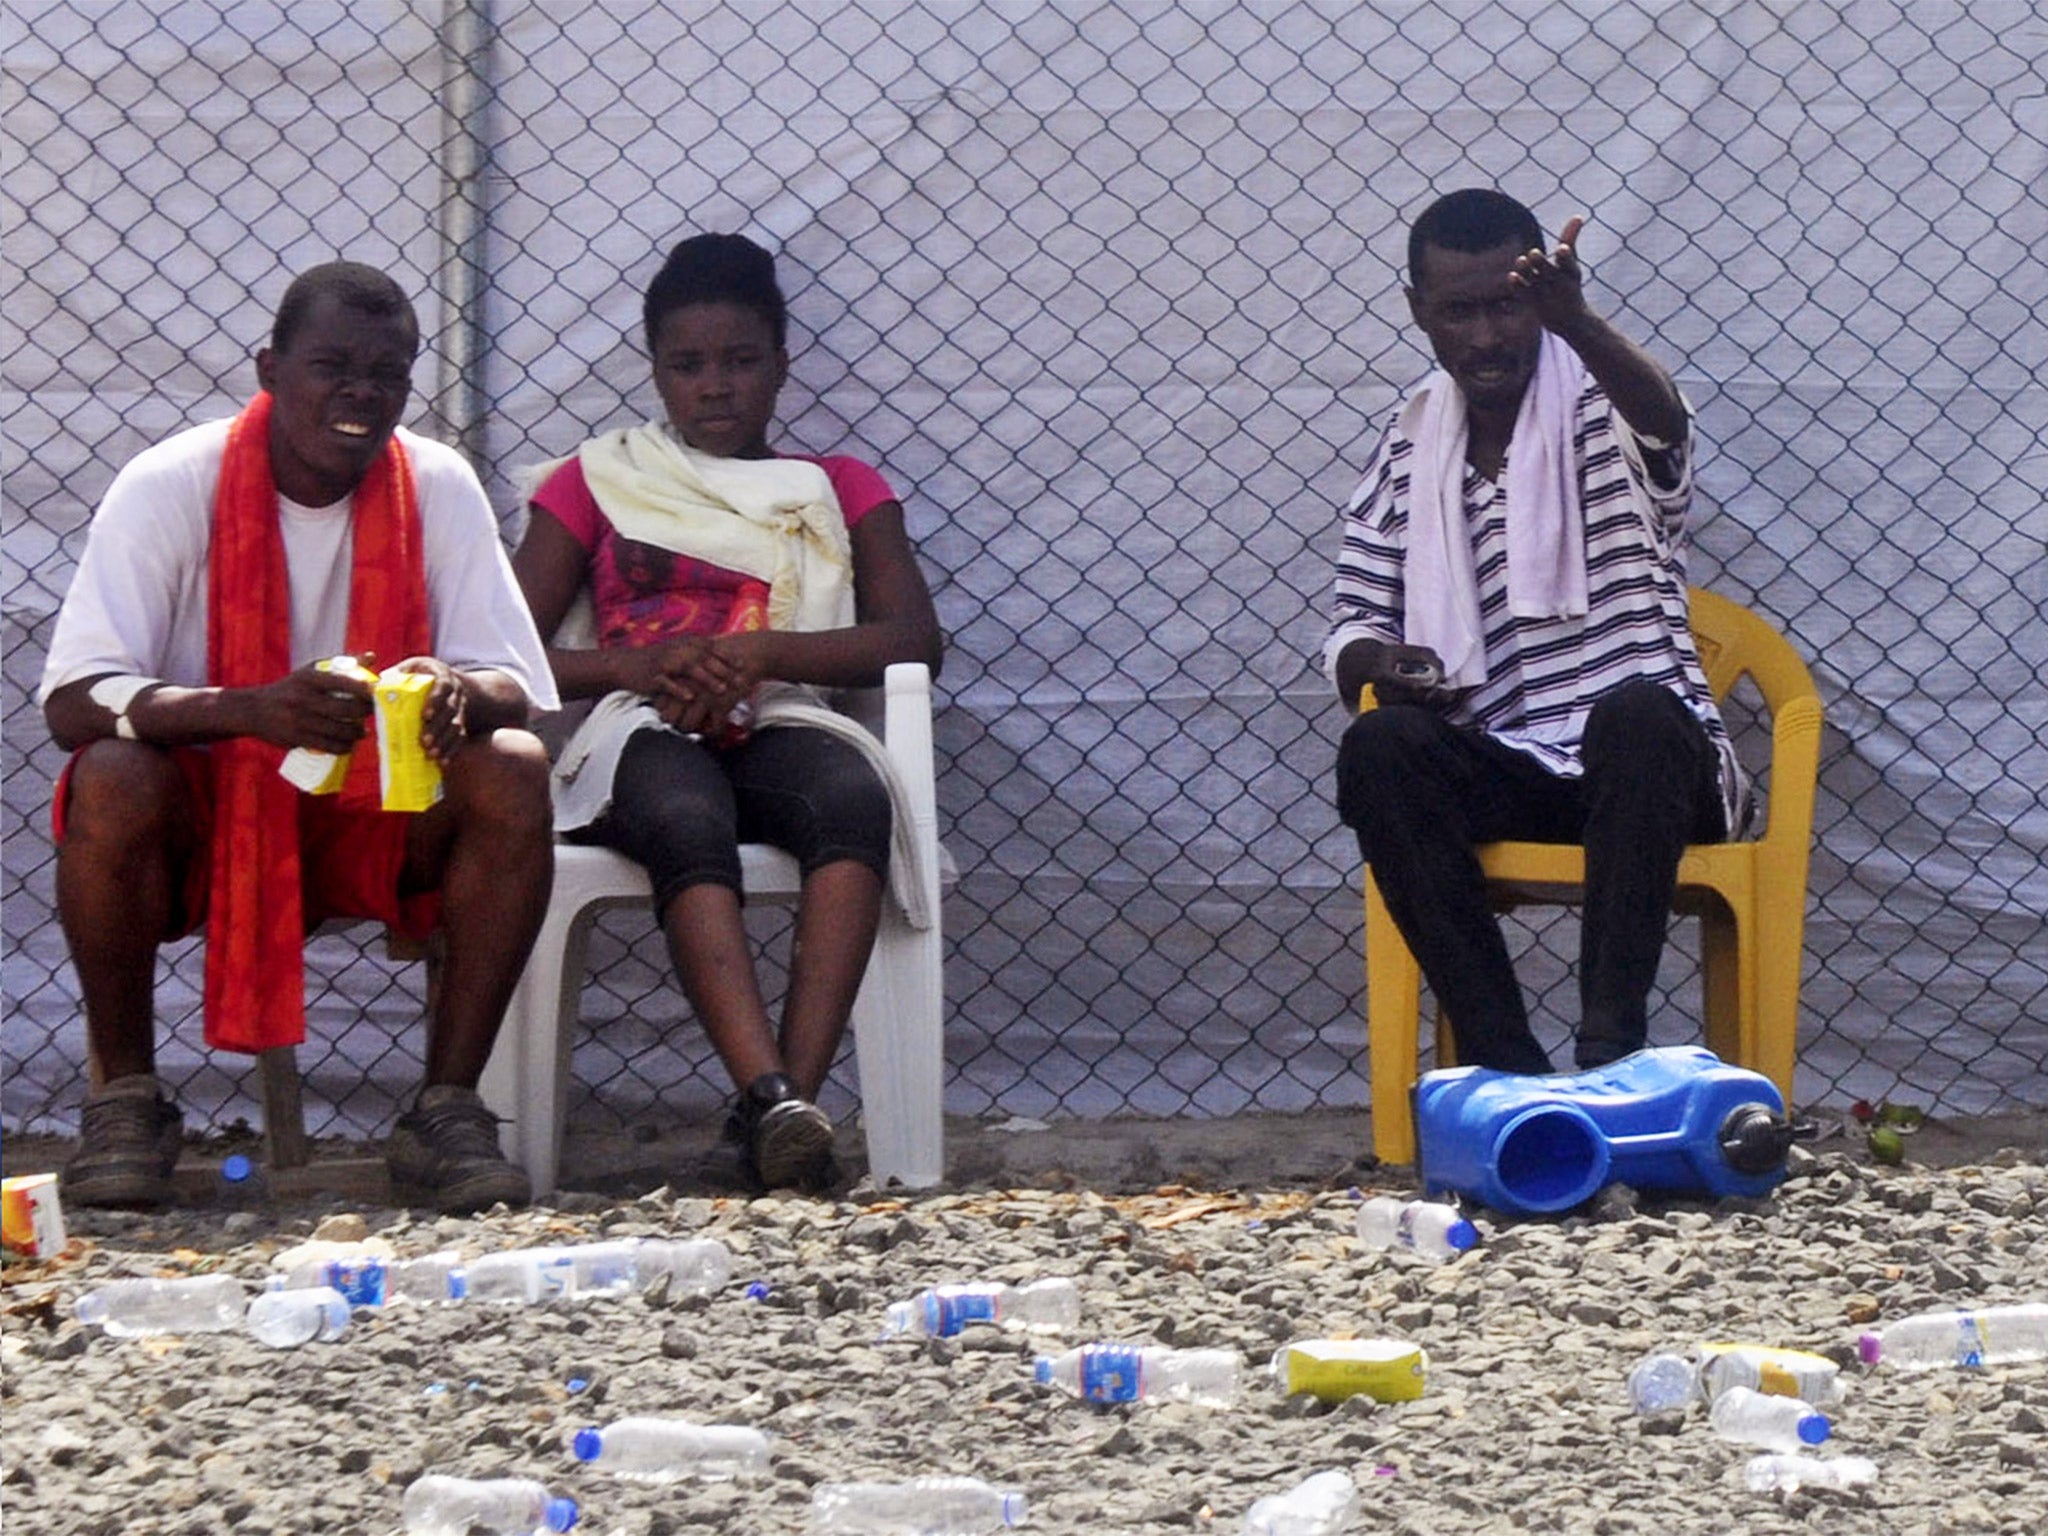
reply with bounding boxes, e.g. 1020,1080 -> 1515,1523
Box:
1079,1345 -> 1143,1403
929,1288 -> 1000,1337
324,1259 -> 387,1308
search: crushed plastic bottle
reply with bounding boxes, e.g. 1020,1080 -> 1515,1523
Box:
881,1278 -> 1080,1339
1625,1352 -> 1699,1414
75,1275 -> 246,1337
401,1473 -> 577,1535
1743,1453 -> 1879,1493
1857,1303 -> 2048,1370
1271,1339 -> 1426,1403
810,1476 -> 1026,1534
1034,1344 -> 1241,1406
571,1417 -> 771,1481
1354,1195 -> 1478,1262
246,1284 -> 350,1348
1708,1385 -> 1831,1453
1698,1343 -> 1843,1405
1244,1469 -> 1360,1536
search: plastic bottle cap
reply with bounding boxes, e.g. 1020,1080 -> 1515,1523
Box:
571,1427 -> 603,1462
1033,1358 -> 1054,1385
1000,1491 -> 1029,1526
545,1495 -> 579,1531
1856,1333 -> 1881,1365
222,1153 -> 254,1183
1444,1218 -> 1479,1251
1798,1414 -> 1831,1445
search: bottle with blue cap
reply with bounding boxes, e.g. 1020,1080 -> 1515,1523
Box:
571,1417 -> 770,1481
880,1277 -> 1080,1339
401,1474 -> 576,1535
1034,1343 -> 1241,1405
215,1152 -> 271,1212
1354,1195 -> 1478,1262
1708,1385 -> 1831,1453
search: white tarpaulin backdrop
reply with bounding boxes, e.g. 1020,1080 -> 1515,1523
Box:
4,1 -> 2044,1143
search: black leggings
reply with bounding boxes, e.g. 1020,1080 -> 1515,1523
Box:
570,725 -> 891,913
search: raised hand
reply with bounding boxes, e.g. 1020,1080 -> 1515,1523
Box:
1510,214 -> 1592,332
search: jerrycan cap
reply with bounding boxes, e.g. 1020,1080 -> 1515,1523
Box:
1717,1104 -> 1817,1175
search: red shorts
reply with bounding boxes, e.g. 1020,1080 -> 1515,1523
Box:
52,747 -> 441,942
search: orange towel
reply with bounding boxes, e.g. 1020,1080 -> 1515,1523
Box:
203,392 -> 428,1052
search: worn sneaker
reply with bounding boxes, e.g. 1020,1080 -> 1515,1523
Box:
740,1072 -> 837,1191
63,1074 -> 185,1208
386,1085 -> 532,1213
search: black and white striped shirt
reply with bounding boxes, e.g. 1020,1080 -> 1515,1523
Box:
1324,380 -> 1750,835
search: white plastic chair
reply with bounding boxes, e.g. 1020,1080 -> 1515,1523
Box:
478,661 -> 949,1195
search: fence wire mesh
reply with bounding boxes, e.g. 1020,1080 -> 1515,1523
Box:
4,1 -> 2045,1148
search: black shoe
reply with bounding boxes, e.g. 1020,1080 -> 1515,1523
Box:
737,1073 -> 836,1191
386,1086 -> 532,1213
63,1076 -> 184,1208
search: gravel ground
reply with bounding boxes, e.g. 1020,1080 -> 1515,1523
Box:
3,1122 -> 2046,1536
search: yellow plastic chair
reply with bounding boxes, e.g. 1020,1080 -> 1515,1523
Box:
1362,587 -> 1824,1164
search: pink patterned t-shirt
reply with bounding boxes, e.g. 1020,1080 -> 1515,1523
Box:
530,452 -> 894,649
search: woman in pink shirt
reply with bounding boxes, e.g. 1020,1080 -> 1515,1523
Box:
513,233 -> 943,1191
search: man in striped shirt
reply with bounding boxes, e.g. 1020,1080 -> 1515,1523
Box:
1326,188 -> 1747,1076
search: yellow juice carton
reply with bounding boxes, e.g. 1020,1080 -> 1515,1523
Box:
278,655 -> 378,794
2,1172 -> 68,1259
374,670 -> 443,812
1270,1337 -> 1427,1403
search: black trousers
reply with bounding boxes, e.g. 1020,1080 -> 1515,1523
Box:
570,724 -> 892,915
1337,680 -> 1726,1074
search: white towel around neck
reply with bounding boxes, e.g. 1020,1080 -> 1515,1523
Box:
1400,331 -> 1589,688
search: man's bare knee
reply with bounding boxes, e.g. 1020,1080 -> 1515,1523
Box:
441,728 -> 552,829
61,741 -> 188,846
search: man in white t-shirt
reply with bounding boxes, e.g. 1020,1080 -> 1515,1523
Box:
39,261 -> 560,1211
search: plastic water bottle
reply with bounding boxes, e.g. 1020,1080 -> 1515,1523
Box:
216,1152 -> 270,1211
881,1278 -> 1080,1339
463,1238 -> 731,1303
1708,1385 -> 1831,1452
631,1237 -> 733,1293
1743,1453 -> 1879,1493
282,1249 -> 468,1306
1244,1469 -> 1360,1535
1625,1352 -> 1699,1414
75,1275 -> 246,1336
1354,1196 -> 1478,1261
1857,1303 -> 2048,1370
1034,1344 -> 1241,1406
810,1476 -> 1026,1534
246,1284 -> 350,1348
401,1474 -> 577,1535
571,1418 -> 770,1481
388,1250 -> 467,1303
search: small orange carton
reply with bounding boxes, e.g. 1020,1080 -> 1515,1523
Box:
2,1172 -> 68,1258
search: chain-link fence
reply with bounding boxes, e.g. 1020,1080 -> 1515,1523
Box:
5,1 -> 2045,1148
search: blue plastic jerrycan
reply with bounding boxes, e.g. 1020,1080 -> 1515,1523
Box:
1413,1045 -> 1803,1216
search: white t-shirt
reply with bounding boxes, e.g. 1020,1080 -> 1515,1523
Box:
38,418 -> 559,713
